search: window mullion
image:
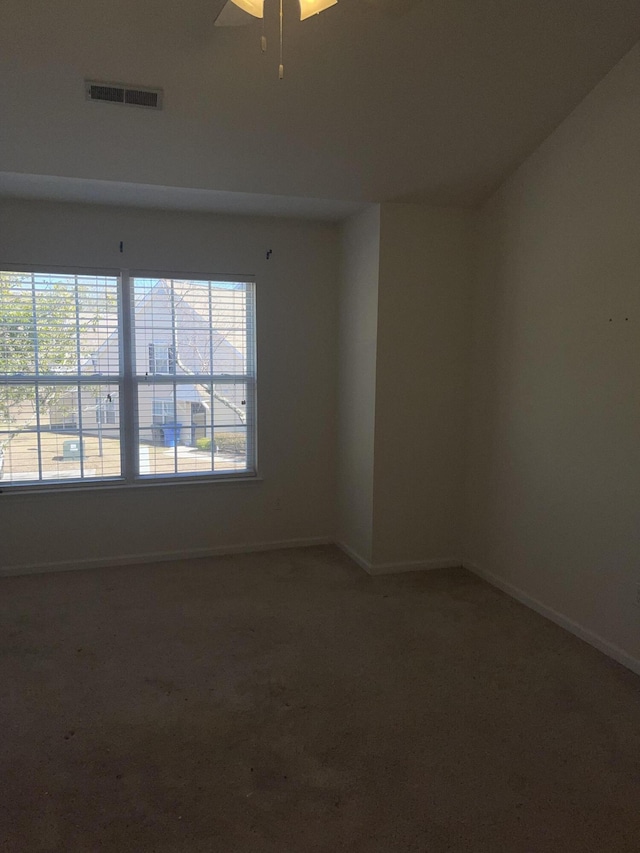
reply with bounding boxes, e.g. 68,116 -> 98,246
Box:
246,285 -> 257,473
120,270 -> 137,482
173,381 -> 178,474
73,277 -> 85,478
170,279 -> 177,376
33,387 -> 44,482
29,274 -> 44,480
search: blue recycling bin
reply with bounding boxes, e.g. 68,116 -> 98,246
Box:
162,423 -> 182,447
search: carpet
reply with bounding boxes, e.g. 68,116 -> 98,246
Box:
1,545 -> 639,851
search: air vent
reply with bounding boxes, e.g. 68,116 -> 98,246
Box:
85,80 -> 163,110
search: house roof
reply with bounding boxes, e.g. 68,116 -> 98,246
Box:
90,279 -> 246,369
1,0 -> 639,215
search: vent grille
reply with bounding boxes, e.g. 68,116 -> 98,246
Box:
85,80 -> 163,110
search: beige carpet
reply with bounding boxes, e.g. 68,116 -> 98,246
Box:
1,545 -> 639,852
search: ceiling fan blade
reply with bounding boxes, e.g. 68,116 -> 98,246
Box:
214,0 -> 256,27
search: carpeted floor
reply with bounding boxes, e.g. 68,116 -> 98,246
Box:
1,545 -> 639,852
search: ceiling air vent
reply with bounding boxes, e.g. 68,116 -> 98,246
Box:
85,80 -> 163,110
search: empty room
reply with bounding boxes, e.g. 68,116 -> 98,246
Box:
1,1 -> 639,850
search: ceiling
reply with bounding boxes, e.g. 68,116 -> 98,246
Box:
0,0 -> 638,218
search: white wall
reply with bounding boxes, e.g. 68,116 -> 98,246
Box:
465,44 -> 640,665
337,206 -> 380,564
0,200 -> 338,570
374,204 -> 471,565
337,203 -> 472,570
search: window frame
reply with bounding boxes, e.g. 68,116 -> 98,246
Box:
151,399 -> 176,425
148,342 -> 176,375
0,264 -> 258,493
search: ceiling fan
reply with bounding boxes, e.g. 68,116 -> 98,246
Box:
215,0 -> 335,26
214,0 -> 420,76
214,0 -> 419,25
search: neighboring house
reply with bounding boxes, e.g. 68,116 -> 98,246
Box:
58,279 -> 247,446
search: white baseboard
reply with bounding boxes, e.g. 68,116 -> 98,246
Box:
0,537 -> 333,578
464,560 -> 640,678
3,537 -> 457,579
7,537 -> 638,679
335,541 -> 371,571
368,557 -> 462,575
336,541 -> 461,575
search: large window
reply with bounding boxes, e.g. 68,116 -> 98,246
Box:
0,269 -> 256,489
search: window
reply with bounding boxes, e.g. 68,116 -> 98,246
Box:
0,269 -> 256,489
148,343 -> 175,375
152,399 -> 175,425
97,393 -> 117,425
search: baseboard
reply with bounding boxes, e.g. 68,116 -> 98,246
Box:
464,560 -> 640,678
5,537 -> 639,677
335,541 -> 371,571
0,537 -> 333,578
2,537 -> 457,579
367,557 -> 462,575
336,542 -> 461,575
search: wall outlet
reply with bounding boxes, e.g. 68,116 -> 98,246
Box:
635,583 -> 640,608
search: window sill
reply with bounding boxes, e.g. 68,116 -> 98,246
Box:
0,473 -> 262,497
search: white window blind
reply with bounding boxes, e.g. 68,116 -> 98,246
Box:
132,277 -> 255,478
0,270 -> 122,485
0,269 -> 256,489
